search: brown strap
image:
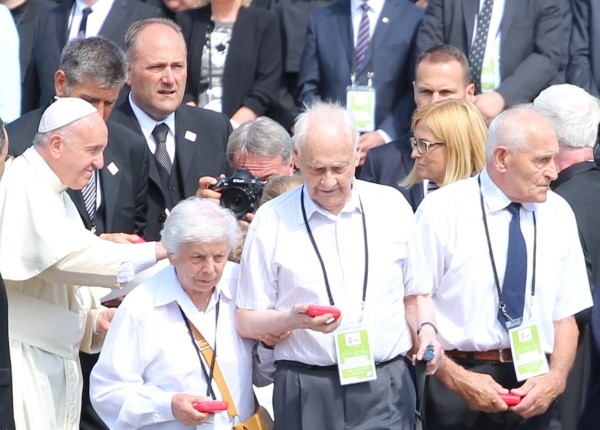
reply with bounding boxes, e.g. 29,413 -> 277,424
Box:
188,322 -> 239,418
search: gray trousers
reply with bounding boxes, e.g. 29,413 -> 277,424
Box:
273,356 -> 416,430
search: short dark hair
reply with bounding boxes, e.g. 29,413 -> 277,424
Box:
60,37 -> 127,90
416,44 -> 471,86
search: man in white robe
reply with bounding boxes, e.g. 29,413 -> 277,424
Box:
0,98 -> 166,429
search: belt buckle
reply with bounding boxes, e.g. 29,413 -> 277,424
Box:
498,349 -> 508,363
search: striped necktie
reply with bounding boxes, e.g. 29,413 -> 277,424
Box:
81,171 -> 97,224
355,1 -> 370,71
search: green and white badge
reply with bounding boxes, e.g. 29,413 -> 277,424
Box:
334,324 -> 376,385
508,321 -> 549,381
346,86 -> 376,132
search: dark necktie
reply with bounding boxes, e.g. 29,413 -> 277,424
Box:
498,202 -> 527,330
152,123 -> 172,175
78,7 -> 93,38
81,171 -> 97,224
469,0 -> 494,94
355,1 -> 370,71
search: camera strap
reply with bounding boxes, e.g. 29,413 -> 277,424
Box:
300,186 -> 370,321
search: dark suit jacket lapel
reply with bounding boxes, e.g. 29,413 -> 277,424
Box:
334,0 -> 354,72
461,0 -> 477,50
173,109 -> 196,194
57,1 -> 73,50
500,0 -> 518,45
99,0 -> 126,39
98,141 -> 121,231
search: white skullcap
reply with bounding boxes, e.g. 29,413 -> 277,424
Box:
38,97 -> 98,133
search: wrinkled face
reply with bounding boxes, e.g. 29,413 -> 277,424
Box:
498,126 -> 559,203
295,130 -> 358,215
414,60 -> 474,108
233,151 -> 294,181
56,72 -> 120,121
55,114 -> 107,190
411,120 -> 448,185
170,240 -> 229,296
127,24 -> 187,121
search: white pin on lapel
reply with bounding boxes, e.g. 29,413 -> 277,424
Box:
185,131 -> 197,142
382,17 -> 389,23
107,162 -> 119,175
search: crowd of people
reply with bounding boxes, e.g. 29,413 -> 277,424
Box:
1,0 -> 600,429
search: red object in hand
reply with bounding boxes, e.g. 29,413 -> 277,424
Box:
499,393 -> 522,406
192,401 -> 229,413
133,235 -> 146,244
306,305 -> 341,319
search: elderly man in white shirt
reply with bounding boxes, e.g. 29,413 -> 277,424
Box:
236,101 -> 442,430
415,104 -> 593,430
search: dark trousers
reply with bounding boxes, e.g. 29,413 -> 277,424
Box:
425,361 -> 560,430
79,351 -> 108,430
273,356 -> 415,430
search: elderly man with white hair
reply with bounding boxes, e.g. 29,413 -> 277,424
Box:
0,97 -> 167,429
534,83 -> 600,430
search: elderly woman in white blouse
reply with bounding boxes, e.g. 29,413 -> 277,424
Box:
90,197 -> 272,429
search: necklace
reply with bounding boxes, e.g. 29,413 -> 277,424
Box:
196,288 -> 215,312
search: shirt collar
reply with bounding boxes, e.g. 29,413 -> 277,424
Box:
299,180 -> 363,225
128,93 -> 177,142
351,0 -> 384,14
74,0 -> 115,20
480,167 -> 537,214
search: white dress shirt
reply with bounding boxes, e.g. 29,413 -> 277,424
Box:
237,179 -> 431,365
91,263 -> 259,429
68,0 -> 116,40
415,168 -> 592,353
129,94 -> 177,164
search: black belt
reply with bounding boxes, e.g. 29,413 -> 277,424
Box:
275,354 -> 404,371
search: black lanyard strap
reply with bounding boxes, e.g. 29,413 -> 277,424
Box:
300,186 -> 369,317
477,175 -> 536,323
179,294 -> 220,398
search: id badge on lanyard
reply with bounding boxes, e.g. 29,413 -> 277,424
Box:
508,302 -> 549,382
334,321 -> 377,385
346,72 -> 376,132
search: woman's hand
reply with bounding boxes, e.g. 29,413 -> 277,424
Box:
171,394 -> 214,426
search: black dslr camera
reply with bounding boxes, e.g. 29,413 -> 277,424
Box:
210,168 -> 266,219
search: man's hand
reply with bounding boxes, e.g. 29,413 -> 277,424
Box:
288,304 -> 342,334
258,331 -> 291,347
358,132 -> 385,166
473,91 -> 506,124
171,394 -> 213,427
95,308 -> 117,333
196,175 -> 224,204
99,233 -> 144,244
412,324 -> 444,375
510,371 -> 566,419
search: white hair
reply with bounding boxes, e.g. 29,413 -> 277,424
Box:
161,197 -> 240,259
534,84 -> 600,149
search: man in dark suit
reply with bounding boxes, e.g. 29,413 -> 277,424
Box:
110,18 -> 231,241
534,83 -> 600,430
21,0 -> 161,114
6,38 -> 149,430
297,0 -> 422,165
568,0 -> 600,97
417,0 -> 563,124
360,44 -> 474,211
0,121 -> 16,430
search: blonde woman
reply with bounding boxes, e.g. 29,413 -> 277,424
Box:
401,99 -> 487,191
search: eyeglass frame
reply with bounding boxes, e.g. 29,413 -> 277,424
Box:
410,137 -> 445,154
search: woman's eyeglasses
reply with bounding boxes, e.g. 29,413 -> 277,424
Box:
410,137 -> 445,154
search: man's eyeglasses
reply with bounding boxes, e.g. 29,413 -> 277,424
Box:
410,137 -> 445,154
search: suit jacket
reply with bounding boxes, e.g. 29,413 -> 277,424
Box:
0,274 -> 15,430
21,0 -> 161,113
110,100 -> 231,240
568,0 -> 600,96
578,284 -> 600,430
6,103 -> 150,236
297,0 -> 422,139
417,0 -> 564,106
359,133 -> 423,211
177,5 -> 282,118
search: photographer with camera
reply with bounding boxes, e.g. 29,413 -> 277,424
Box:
196,117 -> 295,222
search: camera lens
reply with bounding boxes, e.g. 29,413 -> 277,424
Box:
221,188 -> 253,219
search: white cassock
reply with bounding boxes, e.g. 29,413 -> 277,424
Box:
0,147 -> 155,429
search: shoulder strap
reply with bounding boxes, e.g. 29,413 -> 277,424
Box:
188,320 -> 240,418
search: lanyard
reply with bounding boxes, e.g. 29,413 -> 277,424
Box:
300,186 -> 369,320
179,294 -> 220,399
477,175 -> 537,323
